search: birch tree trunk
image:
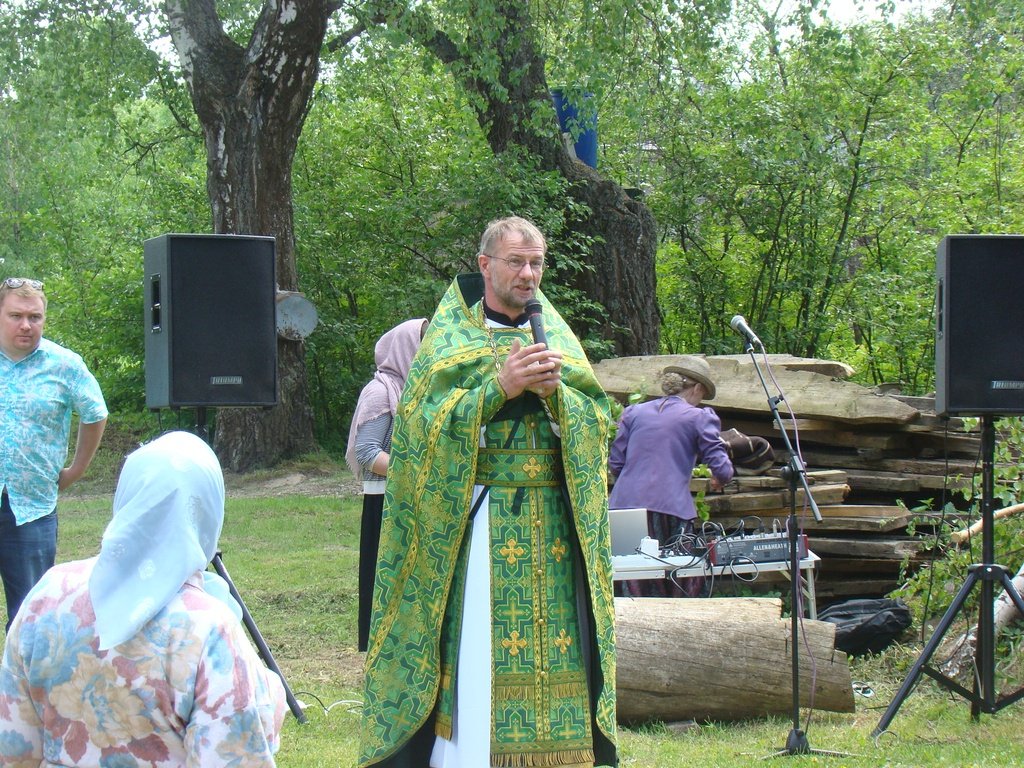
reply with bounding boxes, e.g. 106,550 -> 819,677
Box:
164,0 -> 324,469
938,562 -> 1024,680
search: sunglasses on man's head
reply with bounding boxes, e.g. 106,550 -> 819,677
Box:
2,278 -> 44,290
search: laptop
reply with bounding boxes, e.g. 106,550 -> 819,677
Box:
608,507 -> 652,557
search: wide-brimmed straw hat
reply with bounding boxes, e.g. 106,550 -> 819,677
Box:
662,356 -> 717,400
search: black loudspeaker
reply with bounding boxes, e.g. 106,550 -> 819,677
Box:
144,234 -> 278,409
935,234 -> 1024,417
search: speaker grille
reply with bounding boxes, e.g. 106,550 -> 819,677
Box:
935,234 -> 1024,416
144,234 -> 278,408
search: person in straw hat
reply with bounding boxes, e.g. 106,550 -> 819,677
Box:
608,355 -> 734,596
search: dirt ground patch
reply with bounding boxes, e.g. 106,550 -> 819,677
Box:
65,418 -> 362,501
223,467 -> 361,499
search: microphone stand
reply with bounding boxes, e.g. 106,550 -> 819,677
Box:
741,337 -> 842,758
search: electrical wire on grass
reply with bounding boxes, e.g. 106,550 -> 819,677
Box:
292,691 -> 363,717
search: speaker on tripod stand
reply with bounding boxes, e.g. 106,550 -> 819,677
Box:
141,234 -> 305,723
936,234 -> 1024,418
874,234 -> 1024,734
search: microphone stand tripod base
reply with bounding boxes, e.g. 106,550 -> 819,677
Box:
783,728 -> 809,755
764,728 -> 852,759
744,349 -> 849,760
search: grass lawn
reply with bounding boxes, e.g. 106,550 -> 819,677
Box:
29,468 -> 1024,766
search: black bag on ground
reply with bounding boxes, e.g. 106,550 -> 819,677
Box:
817,598 -> 913,656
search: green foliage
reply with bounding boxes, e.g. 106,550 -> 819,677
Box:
638,4 -> 1024,391
5,0 -> 1024,455
296,38 -> 609,448
0,4 -> 204,412
692,464 -> 712,521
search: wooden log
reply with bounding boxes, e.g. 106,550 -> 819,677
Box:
840,469 -> 971,493
950,503 -> 1024,546
803,470 -> 852,485
904,431 -> 981,459
615,597 -> 854,723
891,394 -> 939,411
705,512 -> 913,534
792,430 -> 909,451
692,470 -> 847,495
818,557 -> 908,576
594,355 -> 920,425
723,418 -> 911,451
799,449 -> 978,477
813,503 -> 909,519
805,516 -> 910,533
891,394 -> 977,431
798,505 -> 914,533
704,503 -> 909,529
722,417 -> 838,435
711,354 -> 857,379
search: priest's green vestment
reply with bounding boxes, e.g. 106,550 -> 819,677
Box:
359,274 -> 617,767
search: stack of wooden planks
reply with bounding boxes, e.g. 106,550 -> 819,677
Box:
594,353 -> 981,608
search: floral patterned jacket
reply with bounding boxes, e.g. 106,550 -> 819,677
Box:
0,558 -> 286,767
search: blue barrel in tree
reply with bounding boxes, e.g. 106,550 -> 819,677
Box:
550,88 -> 598,169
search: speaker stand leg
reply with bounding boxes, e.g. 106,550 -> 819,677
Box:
194,406 -> 209,443
213,552 -> 308,724
872,567 -> 982,736
193,412 -> 306,724
874,415 -> 1024,736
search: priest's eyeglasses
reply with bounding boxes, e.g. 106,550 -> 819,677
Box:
487,255 -> 545,273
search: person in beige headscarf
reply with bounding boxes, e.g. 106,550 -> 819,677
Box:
345,318 -> 427,652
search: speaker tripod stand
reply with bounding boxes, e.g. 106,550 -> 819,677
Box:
193,407 -> 308,724
873,414 -> 1024,736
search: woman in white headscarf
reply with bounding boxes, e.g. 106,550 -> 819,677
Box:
0,431 -> 286,767
345,317 -> 426,652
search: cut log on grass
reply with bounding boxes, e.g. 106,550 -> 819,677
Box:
615,597 -> 854,723
949,503 -> 1024,546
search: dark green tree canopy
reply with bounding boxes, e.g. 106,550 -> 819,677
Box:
2,0 -> 1023,461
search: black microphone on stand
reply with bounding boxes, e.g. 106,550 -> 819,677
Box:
729,314 -> 761,348
525,299 -> 547,347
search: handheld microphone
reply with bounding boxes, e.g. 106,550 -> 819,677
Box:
729,315 -> 761,348
524,299 -> 548,347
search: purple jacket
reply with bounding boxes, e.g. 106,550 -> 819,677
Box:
608,396 -> 734,521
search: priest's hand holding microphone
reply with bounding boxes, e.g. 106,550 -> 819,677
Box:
496,299 -> 563,399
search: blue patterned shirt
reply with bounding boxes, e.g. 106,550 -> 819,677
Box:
0,338 -> 108,523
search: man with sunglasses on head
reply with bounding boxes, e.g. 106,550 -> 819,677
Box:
360,217 -> 617,768
0,277 -> 107,629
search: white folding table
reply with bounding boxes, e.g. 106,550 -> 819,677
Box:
611,550 -> 820,618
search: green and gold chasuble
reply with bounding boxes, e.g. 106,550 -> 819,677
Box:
359,274 -> 617,768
